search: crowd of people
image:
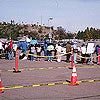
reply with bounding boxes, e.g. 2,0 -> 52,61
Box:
0,39 -> 100,65
0,39 -> 16,60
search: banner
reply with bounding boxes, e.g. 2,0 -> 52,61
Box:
86,42 -> 95,54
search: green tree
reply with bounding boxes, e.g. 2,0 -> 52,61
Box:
56,26 -> 67,40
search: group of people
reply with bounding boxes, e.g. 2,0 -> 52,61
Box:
29,41 -> 71,62
0,39 -> 100,65
27,41 -> 100,64
0,40 -> 16,60
29,42 -> 55,62
67,41 -> 100,65
77,42 -> 100,65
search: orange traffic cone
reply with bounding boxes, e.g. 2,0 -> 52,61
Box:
69,65 -> 79,86
0,76 -> 4,93
98,48 -> 100,65
70,50 -> 74,69
71,54 -> 74,67
98,55 -> 100,65
13,49 -> 21,73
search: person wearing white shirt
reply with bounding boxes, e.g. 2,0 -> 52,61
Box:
55,43 -> 62,62
80,43 -> 86,63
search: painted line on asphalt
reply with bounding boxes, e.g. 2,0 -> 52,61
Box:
0,65 -> 100,72
1,79 -> 100,90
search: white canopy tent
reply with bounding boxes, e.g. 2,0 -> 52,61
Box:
19,36 -> 31,42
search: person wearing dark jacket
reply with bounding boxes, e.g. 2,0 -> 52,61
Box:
66,41 -> 71,62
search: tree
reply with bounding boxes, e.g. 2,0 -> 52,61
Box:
76,27 -> 100,40
56,26 -> 67,40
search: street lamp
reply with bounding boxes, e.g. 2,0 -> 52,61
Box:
48,18 -> 53,43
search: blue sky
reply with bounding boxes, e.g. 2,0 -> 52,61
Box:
0,0 -> 100,32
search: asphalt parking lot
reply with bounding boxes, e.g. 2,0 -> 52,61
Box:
0,58 -> 100,100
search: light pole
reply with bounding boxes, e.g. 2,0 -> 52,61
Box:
48,18 -> 53,43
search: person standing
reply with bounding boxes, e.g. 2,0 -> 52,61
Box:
80,43 -> 86,64
72,41 -> 78,64
20,41 -> 28,60
44,41 -> 48,56
47,43 -> 54,61
55,43 -> 62,62
95,44 -> 100,64
66,41 -> 71,62
35,44 -> 42,61
21,41 -> 27,53
30,44 -> 35,61
7,43 -> 14,60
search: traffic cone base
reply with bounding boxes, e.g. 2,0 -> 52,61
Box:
69,72 -> 79,86
0,89 -> 4,93
13,68 -> 21,73
69,82 -> 79,86
13,70 -> 21,73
